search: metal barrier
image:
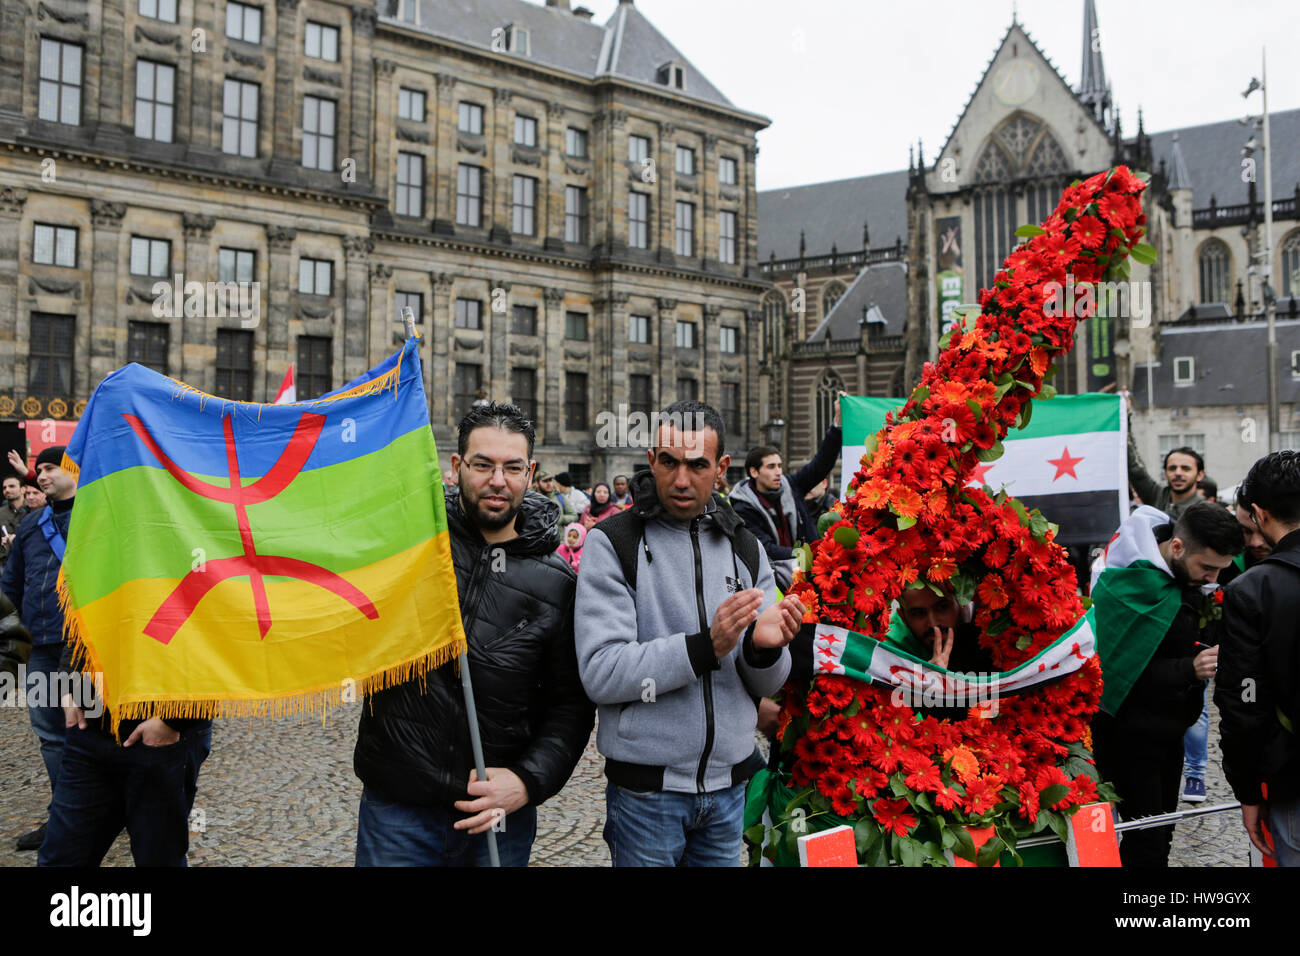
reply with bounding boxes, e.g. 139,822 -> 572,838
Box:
1016,801 -> 1241,850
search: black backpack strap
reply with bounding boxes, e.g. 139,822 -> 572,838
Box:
593,510 -> 648,592
732,523 -> 762,587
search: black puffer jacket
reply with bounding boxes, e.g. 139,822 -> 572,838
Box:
354,490 -> 594,809
0,589 -> 31,678
1216,529 -> 1300,805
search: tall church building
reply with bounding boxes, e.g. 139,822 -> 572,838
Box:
0,0 -> 770,483
761,0 -> 1300,489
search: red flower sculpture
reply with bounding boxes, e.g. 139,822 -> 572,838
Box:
770,167 -> 1152,866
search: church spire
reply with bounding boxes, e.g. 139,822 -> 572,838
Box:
1078,0 -> 1112,130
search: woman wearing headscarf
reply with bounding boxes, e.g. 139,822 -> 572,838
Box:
579,482 -> 618,530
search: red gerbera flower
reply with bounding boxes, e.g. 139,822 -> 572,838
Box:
872,798 -> 918,838
963,774 -> 1005,816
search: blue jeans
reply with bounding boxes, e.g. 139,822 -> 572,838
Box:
354,787 -> 536,867
1182,683 -> 1209,779
603,781 -> 746,867
39,725 -> 192,867
25,643 -> 67,811
1268,796 -> 1300,867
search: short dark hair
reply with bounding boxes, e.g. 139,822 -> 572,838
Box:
1173,501 -> 1245,557
1198,477 -> 1218,499
657,400 -> 726,460
1239,450 -> 1300,524
745,444 -> 781,477
457,401 -> 535,460
1163,446 -> 1205,473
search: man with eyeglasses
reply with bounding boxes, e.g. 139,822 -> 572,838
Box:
353,402 -> 594,866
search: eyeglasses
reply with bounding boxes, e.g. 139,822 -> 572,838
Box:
466,460 -> 530,479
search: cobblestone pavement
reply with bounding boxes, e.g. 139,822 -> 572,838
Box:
0,695 -> 1250,867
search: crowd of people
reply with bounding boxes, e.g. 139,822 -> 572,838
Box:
2,392 -> 1298,869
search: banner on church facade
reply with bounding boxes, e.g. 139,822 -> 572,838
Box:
935,216 -> 963,336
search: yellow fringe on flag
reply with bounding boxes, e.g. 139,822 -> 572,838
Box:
55,566 -> 465,739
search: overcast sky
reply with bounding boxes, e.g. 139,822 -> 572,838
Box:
576,0 -> 1300,191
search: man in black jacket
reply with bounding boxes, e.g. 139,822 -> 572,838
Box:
729,394 -> 844,590
353,402 -> 594,866
1216,451 -> 1300,865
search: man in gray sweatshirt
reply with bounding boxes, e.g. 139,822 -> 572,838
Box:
575,400 -> 805,866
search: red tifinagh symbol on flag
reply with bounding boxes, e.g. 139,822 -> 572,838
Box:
124,412 -> 379,644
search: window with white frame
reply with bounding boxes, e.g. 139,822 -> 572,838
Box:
628,192 -> 649,249
628,314 -> 650,344
675,320 -> 695,350
1173,356 -> 1195,385
718,210 -> 736,264
139,0 -> 177,23
395,290 -> 423,324
226,1 -> 261,42
298,257 -> 332,295
627,134 -> 651,163
719,326 -> 738,354
514,115 -> 537,147
565,127 -> 587,158
674,201 -> 694,257
398,87 -> 425,122
38,39 -> 82,125
396,152 -> 424,217
134,60 -> 175,142
456,164 -> 482,226
218,247 -> 255,284
719,156 -> 737,185
512,175 -> 536,236
564,186 -> 587,244
458,102 -> 483,134
304,21 -> 339,62
302,95 -> 336,170
675,145 -> 695,176
33,224 -> 77,268
129,236 -> 170,277
222,79 -> 259,157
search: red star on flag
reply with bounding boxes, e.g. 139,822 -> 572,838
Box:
966,461 -> 995,486
818,660 -> 838,673
1047,446 -> 1085,481
817,647 -> 836,659
818,632 -> 839,646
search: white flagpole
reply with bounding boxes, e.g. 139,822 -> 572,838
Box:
404,305 -> 500,866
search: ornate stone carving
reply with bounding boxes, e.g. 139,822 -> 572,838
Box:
125,285 -> 160,304
626,348 -> 653,364
675,179 -> 699,195
266,225 -> 297,249
702,134 -> 718,152
563,348 -> 587,360
678,353 -> 700,369
744,308 -> 762,324
28,277 -> 81,298
720,361 -> 742,373
744,145 -> 759,163
376,59 -> 397,78
455,335 -> 484,351
544,287 -> 565,304
304,66 -> 344,88
371,262 -> 393,282
343,236 -> 374,259
134,24 -> 180,48
704,304 -> 722,317
509,343 -> 540,357
299,301 -> 334,319
37,2 -> 89,26
657,297 -> 677,312
611,291 -> 629,305
493,88 -> 513,106
434,73 -> 455,100
719,185 -> 740,202
564,161 -> 589,176
90,200 -> 127,226
275,0 -> 299,12
610,110 -> 627,129
658,121 -> 675,138
395,124 -> 429,143
546,102 -> 566,119
0,186 -> 28,215
491,279 -> 512,292
223,47 -> 266,69
434,272 -> 454,289
351,5 -> 377,36
182,213 -> 216,237
512,146 -> 541,167
457,137 -> 486,155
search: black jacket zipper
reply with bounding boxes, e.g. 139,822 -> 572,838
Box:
691,517 -> 715,792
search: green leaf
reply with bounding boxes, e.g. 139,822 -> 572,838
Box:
816,510 -> 839,537
994,489 -> 1008,506
895,514 -> 917,530
1015,224 -> 1047,237
1009,499 -> 1029,525
950,824 -> 976,863
865,834 -> 890,868
1039,783 -> 1071,807
1038,383 -> 1058,400
914,791 -> 934,813
938,330 -> 953,351
889,773 -> 910,798
832,525 -> 860,548
1130,242 -> 1157,265
940,826 -> 957,850
951,572 -> 976,608
795,543 -> 813,574
987,615 -> 1012,637
1015,633 -> 1032,650
925,580 -> 944,597
976,836 -> 1006,867
1047,521 -> 1059,538
1018,398 -> 1033,430
743,823 -> 767,846
976,440 -> 1005,462
1042,810 -> 1071,846
1029,513 -> 1049,538
1135,170 -> 1151,183
966,397 -> 983,421
853,817 -> 882,856
1112,255 -> 1132,280
898,836 -> 922,867
911,385 -> 930,405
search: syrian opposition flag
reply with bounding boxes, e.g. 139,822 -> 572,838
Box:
273,364 -> 296,404
841,393 -> 1127,545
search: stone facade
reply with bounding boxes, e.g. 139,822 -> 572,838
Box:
0,0 -> 769,481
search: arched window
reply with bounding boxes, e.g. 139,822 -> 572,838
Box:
761,290 -> 785,360
815,370 -> 845,440
1281,230 -> 1300,298
821,281 -> 846,316
1198,240 -> 1231,304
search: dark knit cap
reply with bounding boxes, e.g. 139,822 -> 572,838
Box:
35,445 -> 67,470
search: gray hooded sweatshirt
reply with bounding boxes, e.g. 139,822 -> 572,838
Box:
574,471 -> 790,794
